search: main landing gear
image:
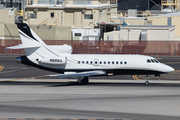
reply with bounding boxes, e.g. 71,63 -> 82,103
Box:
77,76 -> 89,84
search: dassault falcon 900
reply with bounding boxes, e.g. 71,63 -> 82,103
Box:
8,23 -> 174,85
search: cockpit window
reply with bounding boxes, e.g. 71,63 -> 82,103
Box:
147,59 -> 159,63
154,59 -> 159,63
151,59 -> 155,63
147,59 -> 151,63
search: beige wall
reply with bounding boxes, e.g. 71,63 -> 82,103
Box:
148,30 -> 169,41
0,23 -> 20,40
0,23 -> 71,40
104,27 -> 175,41
148,16 -> 180,38
124,18 -> 145,25
111,18 -> 145,25
0,9 -> 15,24
0,23 -> 5,40
172,16 -> 180,37
24,5 -> 117,29
29,25 -> 72,40
148,17 -> 167,25
104,30 -> 142,41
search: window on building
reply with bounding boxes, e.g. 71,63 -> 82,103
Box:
74,33 -> 81,36
29,14 -> 37,19
84,14 -> 93,19
73,0 -> 91,5
51,12 -> 54,18
50,0 -> 55,4
99,0 -> 106,3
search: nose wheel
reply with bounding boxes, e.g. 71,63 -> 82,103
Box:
145,81 -> 149,85
144,75 -> 149,85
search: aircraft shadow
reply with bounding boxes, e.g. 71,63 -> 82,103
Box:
0,81 -> 180,87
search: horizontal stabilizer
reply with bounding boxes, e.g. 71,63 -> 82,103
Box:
48,70 -> 106,78
6,44 -> 41,49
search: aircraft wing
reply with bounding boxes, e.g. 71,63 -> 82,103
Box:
50,70 -> 106,78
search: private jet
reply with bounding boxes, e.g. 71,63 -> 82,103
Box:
8,23 -> 174,85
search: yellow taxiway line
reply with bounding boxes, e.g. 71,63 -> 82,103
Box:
132,75 -> 143,80
0,65 -> 4,72
5,75 -> 47,82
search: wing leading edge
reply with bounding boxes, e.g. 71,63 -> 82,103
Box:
53,70 -> 106,78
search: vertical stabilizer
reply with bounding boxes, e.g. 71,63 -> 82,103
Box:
16,23 -> 59,64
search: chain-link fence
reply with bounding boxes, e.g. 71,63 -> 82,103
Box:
0,40 -> 179,56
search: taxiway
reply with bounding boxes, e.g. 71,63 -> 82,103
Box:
0,55 -> 180,119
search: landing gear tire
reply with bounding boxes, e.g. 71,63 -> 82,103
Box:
77,77 -> 89,84
144,75 -> 149,85
145,81 -> 149,85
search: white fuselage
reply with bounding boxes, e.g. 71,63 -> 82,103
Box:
37,54 -> 174,75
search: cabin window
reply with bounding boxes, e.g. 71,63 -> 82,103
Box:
82,61 -> 84,64
116,61 -> 118,64
90,61 -> 93,64
108,61 -> 110,64
112,61 -> 114,64
120,61 -> 123,64
100,61 -> 102,64
104,61 -> 106,64
147,59 -> 151,63
78,61 -> 80,64
124,61 -> 127,64
95,61 -> 98,64
86,61 -> 89,64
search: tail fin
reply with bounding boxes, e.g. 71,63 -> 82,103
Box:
8,23 -> 59,64
16,23 -> 47,47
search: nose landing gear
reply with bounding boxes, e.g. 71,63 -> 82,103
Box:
144,75 -> 149,85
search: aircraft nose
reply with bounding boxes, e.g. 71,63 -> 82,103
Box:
163,64 -> 175,73
16,56 -> 21,63
169,66 -> 175,72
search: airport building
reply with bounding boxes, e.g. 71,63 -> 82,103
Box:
22,0 -> 118,29
2,0 -> 180,56
104,25 -> 175,41
118,0 -> 161,11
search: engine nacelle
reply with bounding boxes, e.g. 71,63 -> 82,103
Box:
47,44 -> 72,54
39,57 -> 66,65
